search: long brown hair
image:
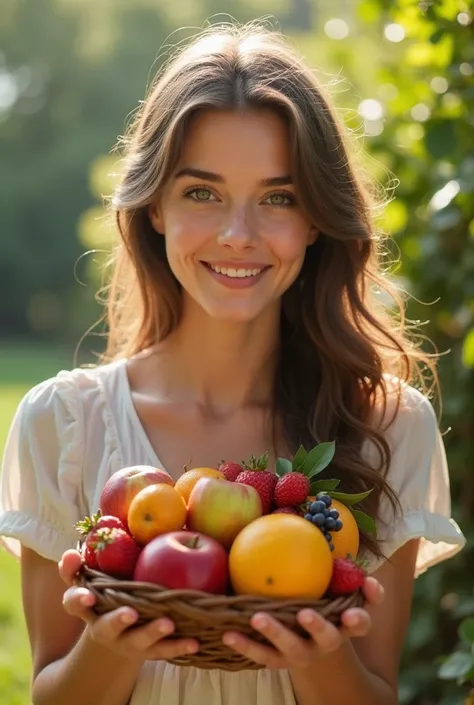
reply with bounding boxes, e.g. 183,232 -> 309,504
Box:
94,23 -> 439,557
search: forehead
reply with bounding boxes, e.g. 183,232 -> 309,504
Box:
178,109 -> 291,172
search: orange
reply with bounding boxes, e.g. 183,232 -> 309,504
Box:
127,483 -> 187,545
229,514 -> 333,599
330,499 -> 360,560
174,467 -> 224,504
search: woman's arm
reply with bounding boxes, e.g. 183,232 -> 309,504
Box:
22,548 -> 198,705
289,539 -> 419,705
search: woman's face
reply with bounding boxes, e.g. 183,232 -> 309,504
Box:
149,108 -> 316,323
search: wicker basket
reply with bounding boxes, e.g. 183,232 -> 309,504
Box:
75,564 -> 364,671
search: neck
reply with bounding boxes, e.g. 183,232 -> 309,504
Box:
154,295 -> 281,415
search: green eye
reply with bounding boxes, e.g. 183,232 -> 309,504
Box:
191,188 -> 212,201
265,192 -> 294,207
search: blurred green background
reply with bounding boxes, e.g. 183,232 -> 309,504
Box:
0,0 -> 473,703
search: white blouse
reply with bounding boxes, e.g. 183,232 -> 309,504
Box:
0,359 -> 465,705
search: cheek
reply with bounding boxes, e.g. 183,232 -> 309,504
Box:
264,222 -> 310,264
163,211 -> 210,259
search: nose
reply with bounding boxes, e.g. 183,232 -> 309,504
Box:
217,207 -> 256,251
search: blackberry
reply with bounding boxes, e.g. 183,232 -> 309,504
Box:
303,492 -> 344,546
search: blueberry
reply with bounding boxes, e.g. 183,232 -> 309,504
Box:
310,500 -> 326,514
328,509 -> 339,519
323,508 -> 330,518
334,519 -> 343,532
325,518 -> 337,531
317,493 -> 332,507
329,543 -> 335,551
304,513 -> 313,522
324,532 -> 332,542
312,513 -> 326,527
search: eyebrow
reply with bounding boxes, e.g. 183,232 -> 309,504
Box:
174,167 -> 293,187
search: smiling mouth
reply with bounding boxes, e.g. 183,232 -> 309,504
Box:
202,262 -> 270,279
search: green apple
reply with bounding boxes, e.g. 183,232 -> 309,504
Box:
187,478 -> 262,549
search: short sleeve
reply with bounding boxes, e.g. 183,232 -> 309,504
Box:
0,374 -> 85,562
375,387 -> 465,577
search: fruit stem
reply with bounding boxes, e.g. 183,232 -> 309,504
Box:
190,534 -> 200,549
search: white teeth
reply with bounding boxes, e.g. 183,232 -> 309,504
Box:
208,264 -> 263,278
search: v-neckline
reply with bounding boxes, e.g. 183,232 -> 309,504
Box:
118,358 -> 168,473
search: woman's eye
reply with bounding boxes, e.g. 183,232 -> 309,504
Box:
264,192 -> 295,207
186,187 -> 216,202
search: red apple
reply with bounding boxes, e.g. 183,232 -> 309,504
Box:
187,478 -> 262,549
133,531 -> 229,593
99,465 -> 174,529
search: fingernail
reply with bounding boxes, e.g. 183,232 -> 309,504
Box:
80,595 -> 92,607
157,622 -> 173,635
121,612 -> 137,624
252,616 -> 268,629
223,634 -> 237,646
187,643 -> 198,653
300,611 -> 315,625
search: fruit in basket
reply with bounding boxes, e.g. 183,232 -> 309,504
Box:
174,467 -> 224,504
329,557 -> 366,596
90,527 -> 141,579
76,510 -> 129,570
128,484 -> 187,545
76,509 -> 128,537
274,472 -> 310,507
235,453 -> 277,514
229,514 -> 333,598
218,460 -> 244,482
272,506 -> 299,515
328,499 -> 360,560
133,531 -> 229,593
187,478 -> 262,549
99,465 -> 174,528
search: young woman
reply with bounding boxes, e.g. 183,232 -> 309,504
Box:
0,23 -> 465,705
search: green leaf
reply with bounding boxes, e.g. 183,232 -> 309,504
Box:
330,489 -> 374,506
292,445 -> 307,471
352,509 -> 377,536
309,479 -> 341,494
276,458 -> 293,478
459,618 -> 474,646
438,651 -> 474,681
302,441 -> 336,478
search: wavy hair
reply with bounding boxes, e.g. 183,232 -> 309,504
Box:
94,23 -> 438,557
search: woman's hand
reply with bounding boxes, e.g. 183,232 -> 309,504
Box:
58,549 -> 199,662
222,576 -> 384,670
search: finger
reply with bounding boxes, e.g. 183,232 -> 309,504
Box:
297,610 -> 342,653
119,617 -> 180,652
62,586 -> 97,624
222,631 -> 284,669
59,550 -> 84,586
146,638 -> 200,661
249,613 -> 312,668
362,577 -> 384,605
89,607 -> 142,644
339,608 -> 371,638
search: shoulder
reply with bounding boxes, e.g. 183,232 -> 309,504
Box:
15,360 -> 125,437
375,377 -> 439,449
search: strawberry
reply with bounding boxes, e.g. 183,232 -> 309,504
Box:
274,472 -> 310,507
82,541 -> 100,570
329,558 -> 366,596
235,452 -> 277,514
272,506 -> 299,515
91,527 -> 141,579
76,509 -> 127,538
218,460 -> 244,482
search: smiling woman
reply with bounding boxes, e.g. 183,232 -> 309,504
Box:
146,109 -> 315,320
0,19 -> 465,705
